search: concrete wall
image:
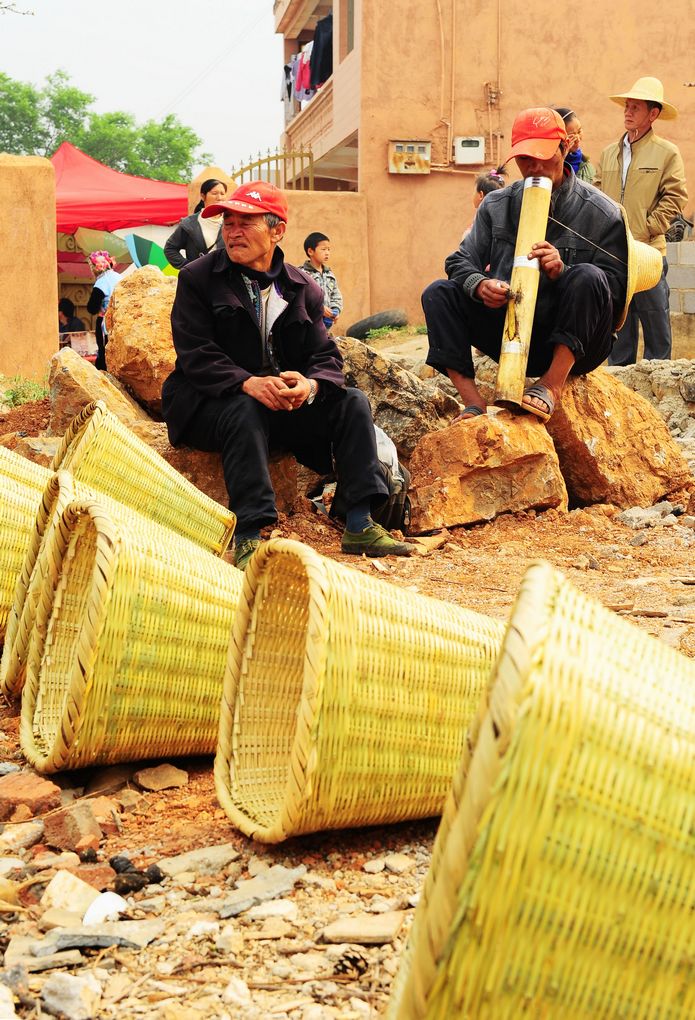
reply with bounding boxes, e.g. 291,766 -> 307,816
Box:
355,0 -> 695,323
0,155 -> 58,380
282,189 -> 370,327
667,241 -> 695,314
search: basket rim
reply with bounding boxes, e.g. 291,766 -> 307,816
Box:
214,538 -> 332,842
1,471 -> 84,700
20,498 -> 120,772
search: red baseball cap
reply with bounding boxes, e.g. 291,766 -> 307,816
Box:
505,108 -> 567,162
202,181 -> 289,222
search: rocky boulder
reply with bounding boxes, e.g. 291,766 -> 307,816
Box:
409,411 -> 568,532
104,266 -> 177,416
336,338 -> 460,459
546,369 -> 694,508
47,348 -> 150,436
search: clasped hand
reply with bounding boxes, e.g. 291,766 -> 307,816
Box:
242,371 -> 311,411
476,242 -> 564,307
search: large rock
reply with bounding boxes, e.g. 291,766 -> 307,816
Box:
605,359 -> 695,435
337,337 -> 459,458
105,266 -> 177,415
47,348 -> 150,435
409,412 -> 568,532
546,369 -> 694,507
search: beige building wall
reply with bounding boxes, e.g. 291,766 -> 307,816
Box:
283,189 -> 370,325
357,0 -> 694,322
0,155 -> 58,380
273,0 -> 687,323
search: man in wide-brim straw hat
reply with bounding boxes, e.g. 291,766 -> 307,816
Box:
595,77 -> 687,366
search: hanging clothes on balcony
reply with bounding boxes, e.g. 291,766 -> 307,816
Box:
310,12 -> 333,87
294,42 -> 316,102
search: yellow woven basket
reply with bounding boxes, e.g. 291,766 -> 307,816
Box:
214,538 -> 505,844
20,498 -> 244,772
0,449 -> 50,642
3,471 -> 127,699
387,561 -> 695,1020
51,400 -> 235,555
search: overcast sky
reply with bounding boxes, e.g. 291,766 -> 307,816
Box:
1,0 -> 285,174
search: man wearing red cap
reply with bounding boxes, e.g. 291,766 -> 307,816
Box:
162,180 -> 410,569
422,108 -> 629,421
595,77 -> 687,365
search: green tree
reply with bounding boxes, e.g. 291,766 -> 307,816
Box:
0,73 -> 43,153
41,70 -> 94,154
0,69 -> 209,181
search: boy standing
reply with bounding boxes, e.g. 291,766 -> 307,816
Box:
302,232 -> 343,332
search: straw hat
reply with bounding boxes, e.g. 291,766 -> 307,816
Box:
616,206 -> 664,330
609,76 -> 678,119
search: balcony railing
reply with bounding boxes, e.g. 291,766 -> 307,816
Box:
230,147 -> 315,189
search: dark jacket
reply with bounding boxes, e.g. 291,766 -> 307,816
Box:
446,171 -> 628,332
164,213 -> 225,269
162,247 -> 346,445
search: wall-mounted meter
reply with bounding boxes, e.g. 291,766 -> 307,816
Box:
388,140 -> 431,174
453,136 -> 485,165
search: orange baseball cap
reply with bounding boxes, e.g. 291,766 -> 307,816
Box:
202,181 -> 289,222
505,108 -> 568,162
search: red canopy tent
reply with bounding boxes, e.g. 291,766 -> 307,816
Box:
51,141 -> 189,234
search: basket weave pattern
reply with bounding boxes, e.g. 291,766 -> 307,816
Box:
215,539 -> 504,843
388,561 -> 695,1020
0,450 -> 50,641
51,401 -> 235,554
21,499 -> 243,772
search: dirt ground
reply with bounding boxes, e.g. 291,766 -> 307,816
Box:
0,393 -> 694,1018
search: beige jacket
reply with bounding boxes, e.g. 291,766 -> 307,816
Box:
594,129 -> 687,254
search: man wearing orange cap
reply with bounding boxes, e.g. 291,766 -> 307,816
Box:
422,108 -> 629,421
162,180 -> 411,569
595,77 -> 687,365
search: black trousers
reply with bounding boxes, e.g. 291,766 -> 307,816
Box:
179,387 -> 388,534
422,263 -> 615,379
95,317 -> 107,371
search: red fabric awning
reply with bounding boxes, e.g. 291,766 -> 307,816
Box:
51,142 -> 189,233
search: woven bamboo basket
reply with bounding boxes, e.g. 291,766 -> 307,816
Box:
20,498 -> 244,772
214,538 -> 505,844
387,561 -> 695,1020
51,401 -> 235,555
3,471 -> 125,699
0,449 -> 50,642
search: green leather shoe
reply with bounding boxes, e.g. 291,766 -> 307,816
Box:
341,522 -> 411,558
233,537 -> 262,571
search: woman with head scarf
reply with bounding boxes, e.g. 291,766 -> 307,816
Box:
86,250 -> 121,370
163,178 -> 228,269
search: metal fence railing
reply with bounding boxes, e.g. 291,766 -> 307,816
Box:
230,148 -> 314,190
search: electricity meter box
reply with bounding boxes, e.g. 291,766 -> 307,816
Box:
387,140 -> 431,174
453,136 -> 485,165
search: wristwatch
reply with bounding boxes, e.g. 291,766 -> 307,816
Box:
306,379 -> 318,405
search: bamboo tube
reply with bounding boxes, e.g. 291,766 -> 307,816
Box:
494,175 -> 552,407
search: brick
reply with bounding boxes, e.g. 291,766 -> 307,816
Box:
669,290 -> 683,313
682,291 -> 695,314
66,862 -> 117,891
666,265 -> 695,289
677,241 -> 695,266
42,802 -> 103,851
666,241 -> 680,263
0,771 -> 61,821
